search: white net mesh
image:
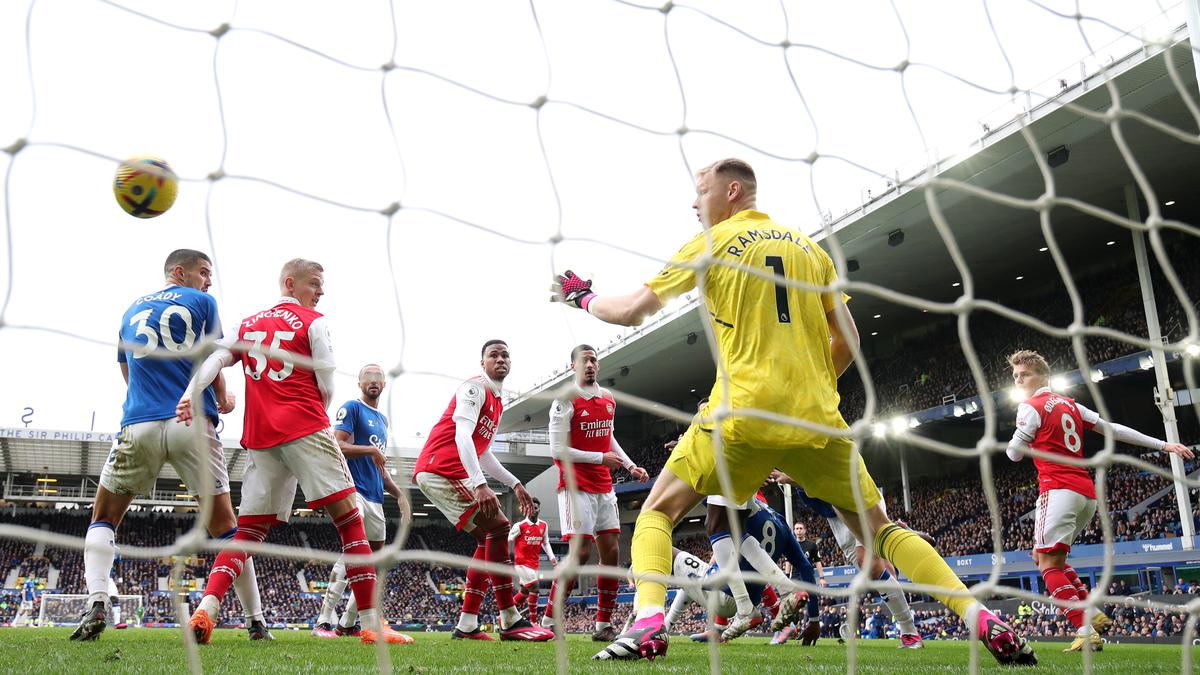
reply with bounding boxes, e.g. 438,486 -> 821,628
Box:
0,0 -> 1199,673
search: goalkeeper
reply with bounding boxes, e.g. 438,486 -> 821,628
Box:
554,158 -> 1034,666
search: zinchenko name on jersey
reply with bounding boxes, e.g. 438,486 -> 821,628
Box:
241,308 -> 306,331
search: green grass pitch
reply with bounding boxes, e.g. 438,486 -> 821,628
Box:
5,628 -> 1195,673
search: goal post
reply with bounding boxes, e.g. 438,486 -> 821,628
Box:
37,594 -> 145,628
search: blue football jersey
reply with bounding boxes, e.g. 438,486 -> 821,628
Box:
743,501 -> 807,571
334,399 -> 387,504
704,500 -> 818,617
118,285 -> 221,427
22,578 -> 36,601
793,486 -> 838,519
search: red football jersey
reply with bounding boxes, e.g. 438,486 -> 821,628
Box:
234,300 -> 330,449
512,519 -> 549,568
551,389 -> 616,493
1015,388 -> 1098,499
413,376 -> 503,481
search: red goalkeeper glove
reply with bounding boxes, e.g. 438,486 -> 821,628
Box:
551,270 -> 596,311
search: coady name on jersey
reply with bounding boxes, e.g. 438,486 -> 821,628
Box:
134,291 -> 184,306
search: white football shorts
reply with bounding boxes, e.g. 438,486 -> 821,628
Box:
238,429 -> 355,525
356,493 -> 387,542
101,420 -> 229,497
514,564 -> 539,587
1033,488 -> 1097,554
415,471 -> 481,532
558,489 -> 620,540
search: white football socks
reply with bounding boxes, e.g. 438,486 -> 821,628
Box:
500,606 -> 522,630
339,595 -> 359,629
739,536 -> 800,592
233,556 -> 264,623
712,535 -> 754,617
83,523 -> 116,607
197,594 -> 220,618
358,608 -> 381,632
457,612 -> 479,633
876,570 -> 917,635
318,558 -> 348,626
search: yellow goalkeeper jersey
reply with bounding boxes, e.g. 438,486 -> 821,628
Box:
646,209 -> 847,448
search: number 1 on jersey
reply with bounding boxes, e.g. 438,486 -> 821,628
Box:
765,256 -> 791,323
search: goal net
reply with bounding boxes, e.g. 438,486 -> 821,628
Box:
0,1 -> 1198,674
38,594 -> 145,628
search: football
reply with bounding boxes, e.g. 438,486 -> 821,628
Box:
113,155 -> 178,218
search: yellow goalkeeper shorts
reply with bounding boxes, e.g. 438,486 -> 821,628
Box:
663,423 -> 881,512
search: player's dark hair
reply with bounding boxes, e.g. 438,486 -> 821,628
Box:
163,249 -> 211,276
570,344 -> 597,362
532,497 -> 540,506
481,339 -> 507,357
704,158 -> 757,195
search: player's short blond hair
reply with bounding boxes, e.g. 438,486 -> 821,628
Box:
699,158 -> 757,197
1007,349 -> 1049,376
279,258 -> 324,286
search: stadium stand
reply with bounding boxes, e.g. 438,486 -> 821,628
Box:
835,234 -> 1200,422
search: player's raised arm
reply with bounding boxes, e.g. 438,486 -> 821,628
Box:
176,340 -> 235,424
551,271 -> 664,327
1077,403 -> 1195,459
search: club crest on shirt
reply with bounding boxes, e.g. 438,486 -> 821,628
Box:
606,403 -> 614,414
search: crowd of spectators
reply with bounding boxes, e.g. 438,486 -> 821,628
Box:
0,539 -> 35,583
789,445 -> 1199,565
836,234 -> 1200,422
0,590 -> 22,623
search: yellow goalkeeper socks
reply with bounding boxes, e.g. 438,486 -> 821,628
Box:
875,523 -> 973,618
631,509 -> 674,613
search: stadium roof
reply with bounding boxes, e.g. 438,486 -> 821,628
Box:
502,27 -> 1200,432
